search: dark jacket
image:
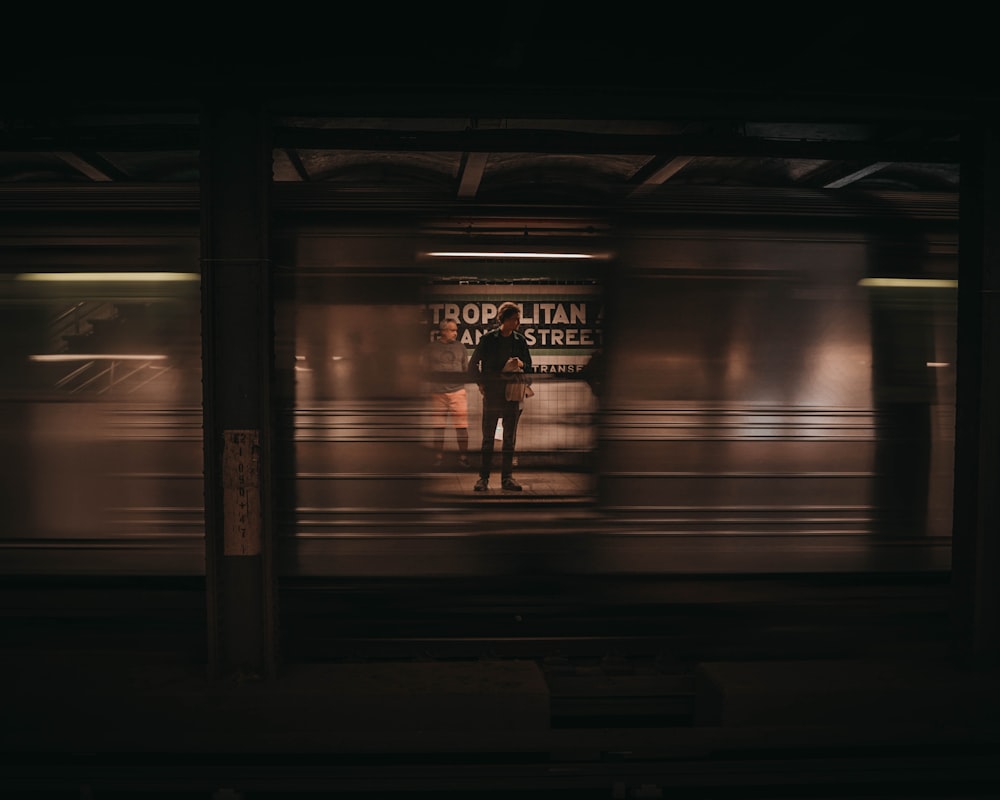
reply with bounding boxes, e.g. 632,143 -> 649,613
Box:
468,328 -> 532,401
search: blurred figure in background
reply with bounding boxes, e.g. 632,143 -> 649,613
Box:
468,301 -> 533,492
423,316 -> 471,469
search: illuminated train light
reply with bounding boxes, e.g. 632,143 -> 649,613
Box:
29,354 -> 168,361
424,251 -> 601,260
858,278 -> 958,288
15,272 -> 200,282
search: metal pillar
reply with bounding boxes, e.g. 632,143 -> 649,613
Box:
200,95 -> 278,680
952,122 -> 1000,666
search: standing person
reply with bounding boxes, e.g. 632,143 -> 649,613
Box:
423,317 -> 471,468
468,301 -> 532,492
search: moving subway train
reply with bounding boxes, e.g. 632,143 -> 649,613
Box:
0,190 -> 958,577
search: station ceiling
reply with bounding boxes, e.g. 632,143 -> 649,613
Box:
0,18 -> 990,209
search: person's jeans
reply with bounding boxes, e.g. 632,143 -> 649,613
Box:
479,397 -> 522,479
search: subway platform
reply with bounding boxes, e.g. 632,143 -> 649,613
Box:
3,645 -> 998,795
2,563 -> 999,796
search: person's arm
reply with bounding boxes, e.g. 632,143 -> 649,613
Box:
468,339 -> 485,391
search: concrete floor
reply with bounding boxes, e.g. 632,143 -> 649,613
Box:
426,465 -> 596,499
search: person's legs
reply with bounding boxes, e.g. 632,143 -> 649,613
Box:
500,403 -> 522,482
478,400 -> 501,486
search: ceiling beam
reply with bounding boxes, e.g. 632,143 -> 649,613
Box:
457,152 -> 489,198
823,162 -> 891,189
54,151 -> 128,181
281,148 -> 310,181
274,128 -> 960,163
0,125 -> 961,163
628,155 -> 696,196
0,125 -> 202,152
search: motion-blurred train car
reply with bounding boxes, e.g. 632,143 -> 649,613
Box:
0,220 -> 204,574
0,190 -> 957,577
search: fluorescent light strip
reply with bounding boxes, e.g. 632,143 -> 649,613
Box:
858,278 -> 958,288
426,251 -> 596,260
16,272 -> 199,282
30,354 -> 167,362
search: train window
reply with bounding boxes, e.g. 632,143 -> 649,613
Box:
274,266 -> 429,524
600,223 -> 957,561
420,278 -> 603,497
0,256 -> 204,575
272,236 -> 608,569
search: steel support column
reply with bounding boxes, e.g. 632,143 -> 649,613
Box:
200,95 -> 278,680
953,123 -> 1000,665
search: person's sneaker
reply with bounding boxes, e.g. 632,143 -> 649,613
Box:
501,477 -> 522,491
474,477 -> 489,492
458,454 -> 471,468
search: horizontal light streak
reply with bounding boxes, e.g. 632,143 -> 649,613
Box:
858,278 -> 957,288
16,272 -> 199,282
425,251 -> 599,260
30,354 -> 168,362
